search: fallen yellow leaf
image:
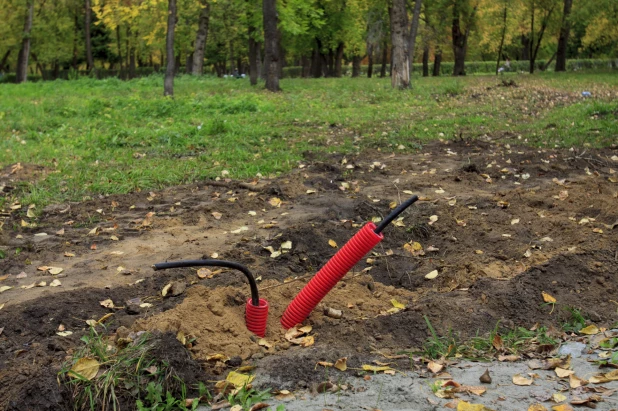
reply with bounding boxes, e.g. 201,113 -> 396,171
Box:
362,364 -> 393,372
528,405 -> 548,411
457,401 -> 495,411
328,239 -> 337,248
542,291 -> 556,303
226,371 -> 255,388
391,299 -> 406,309
579,324 -> 599,335
69,358 -> 100,380
334,357 -> 347,371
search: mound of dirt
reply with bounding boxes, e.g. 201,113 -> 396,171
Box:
134,275 -> 415,360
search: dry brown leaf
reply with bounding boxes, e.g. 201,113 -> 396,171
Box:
569,374 -> 587,389
492,334 -> 504,350
555,368 -> 574,378
257,338 -> 273,349
99,299 -> 115,309
334,357 -> 347,371
427,361 -> 444,373
362,364 -> 393,372
513,374 -> 534,386
589,370 -> 618,384
211,212 -> 222,220
300,335 -> 314,347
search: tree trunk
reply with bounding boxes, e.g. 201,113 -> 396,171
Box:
263,0 -> 280,91
334,42 -> 344,77
192,0 -> 210,75
248,33 -> 259,85
541,51 -> 557,71
85,0 -> 94,71
529,0 -> 535,74
16,0 -> 34,83
277,35 -> 285,78
422,45 -> 429,77
164,0 -> 177,96
555,0 -> 572,72
380,40 -> 388,77
367,46 -> 374,78
530,2 -> 555,74
0,50 -> 11,72
311,44 -> 321,78
301,54 -> 310,77
390,0 -> 410,88
129,47 -> 136,78
116,26 -> 124,76
185,52 -> 193,74
352,55 -> 361,77
326,49 -> 334,77
432,48 -> 442,76
521,35 -> 530,60
495,1 -> 508,75
407,0 -> 422,75
257,44 -> 263,79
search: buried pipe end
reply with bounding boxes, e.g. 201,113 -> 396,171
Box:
245,298 -> 269,337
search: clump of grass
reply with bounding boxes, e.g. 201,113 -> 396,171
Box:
60,327 -> 207,411
421,315 -> 461,359
562,306 -> 587,333
227,386 -> 273,411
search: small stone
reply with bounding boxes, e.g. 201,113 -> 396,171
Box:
116,326 -> 131,339
558,341 -> 586,358
169,281 -> 186,296
251,352 -> 264,360
227,356 -> 242,367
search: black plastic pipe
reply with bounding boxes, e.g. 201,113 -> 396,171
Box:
152,259 -> 260,306
374,194 -> 419,234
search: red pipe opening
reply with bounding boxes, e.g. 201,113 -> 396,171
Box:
246,298 -> 269,337
280,222 -> 383,329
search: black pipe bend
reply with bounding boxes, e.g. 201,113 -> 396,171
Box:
152,259 -> 260,306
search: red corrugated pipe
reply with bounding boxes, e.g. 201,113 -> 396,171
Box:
280,195 -> 419,329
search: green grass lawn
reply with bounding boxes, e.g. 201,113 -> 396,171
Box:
0,72 -> 616,207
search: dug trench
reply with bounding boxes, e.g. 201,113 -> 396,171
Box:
0,140 -> 617,409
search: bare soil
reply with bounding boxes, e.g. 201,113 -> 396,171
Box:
1,139 -> 617,409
